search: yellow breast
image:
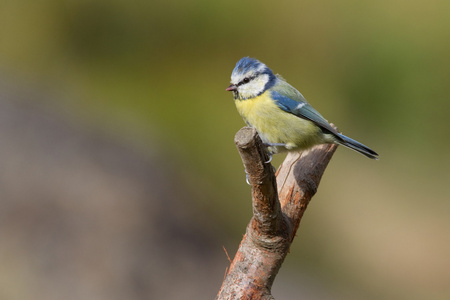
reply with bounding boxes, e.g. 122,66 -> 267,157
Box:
234,92 -> 324,152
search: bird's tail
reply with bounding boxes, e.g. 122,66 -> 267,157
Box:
337,134 -> 379,160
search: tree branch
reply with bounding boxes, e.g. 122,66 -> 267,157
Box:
216,127 -> 337,299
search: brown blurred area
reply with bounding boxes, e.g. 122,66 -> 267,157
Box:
0,79 -> 225,299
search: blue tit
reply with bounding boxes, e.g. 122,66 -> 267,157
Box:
226,57 -> 378,160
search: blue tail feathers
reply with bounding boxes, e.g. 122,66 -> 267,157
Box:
337,134 -> 379,160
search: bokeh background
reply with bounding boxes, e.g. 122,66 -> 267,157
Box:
1,0 -> 449,299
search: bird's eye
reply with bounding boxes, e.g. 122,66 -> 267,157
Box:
243,77 -> 250,84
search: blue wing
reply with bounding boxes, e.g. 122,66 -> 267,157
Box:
270,90 -> 340,136
270,79 -> 379,159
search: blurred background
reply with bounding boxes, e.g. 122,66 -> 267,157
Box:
0,0 -> 449,299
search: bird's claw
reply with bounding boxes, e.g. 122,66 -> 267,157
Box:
245,169 -> 250,185
265,152 -> 273,163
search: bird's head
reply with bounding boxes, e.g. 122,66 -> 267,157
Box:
226,57 -> 277,100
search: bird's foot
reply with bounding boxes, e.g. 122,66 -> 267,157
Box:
263,143 -> 285,164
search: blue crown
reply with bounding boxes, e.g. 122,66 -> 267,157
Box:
232,57 -> 272,77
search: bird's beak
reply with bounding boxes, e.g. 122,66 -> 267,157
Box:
226,84 -> 237,92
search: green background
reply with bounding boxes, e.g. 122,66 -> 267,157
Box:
1,0 -> 449,299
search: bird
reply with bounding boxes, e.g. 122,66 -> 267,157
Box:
226,57 -> 378,160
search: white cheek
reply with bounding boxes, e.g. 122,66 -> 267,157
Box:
239,84 -> 255,97
239,74 -> 269,99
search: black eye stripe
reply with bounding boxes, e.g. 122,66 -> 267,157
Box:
237,76 -> 255,86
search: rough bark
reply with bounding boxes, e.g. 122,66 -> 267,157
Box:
216,127 -> 337,299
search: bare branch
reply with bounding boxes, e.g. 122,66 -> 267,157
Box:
277,144 -> 337,239
217,127 -> 337,299
233,127 -> 286,240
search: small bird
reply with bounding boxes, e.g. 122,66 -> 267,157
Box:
226,57 -> 378,160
